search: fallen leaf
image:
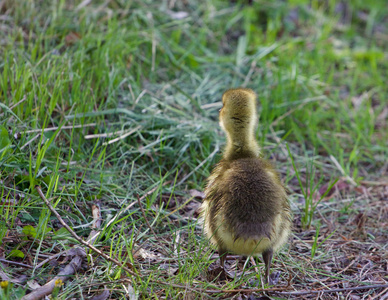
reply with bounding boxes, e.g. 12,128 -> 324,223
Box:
89,289 -> 110,300
65,32 -> 81,45
160,194 -> 177,209
133,248 -> 159,261
353,213 -> 367,231
26,280 -> 41,290
127,282 -> 137,300
166,10 -> 189,20
159,263 -> 179,276
189,189 -> 205,199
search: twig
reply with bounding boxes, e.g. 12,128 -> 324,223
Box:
104,200 -> 137,229
274,284 -> 388,296
336,256 -> 359,276
102,125 -> 141,145
35,203 -> 101,269
177,144 -> 219,186
105,181 -> 172,230
329,155 -> 357,186
161,196 -> 195,220
76,0 -> 92,10
34,186 -> 138,278
136,195 -> 170,256
35,204 -> 101,269
359,180 -> 388,186
120,278 -> 293,294
242,60 -> 257,87
33,185 -> 196,292
85,129 -> 129,139
22,256 -> 83,300
0,258 -> 33,269
20,134 -> 41,150
85,278 -> 293,294
202,286 -> 293,294
200,102 -> 222,110
24,194 -> 108,300
24,123 -> 97,134
136,195 -> 158,238
134,89 -> 147,108
372,287 -> 388,300
35,186 -> 292,295
10,96 -> 27,110
271,96 -> 326,127
34,249 -> 69,269
268,125 -> 288,157
250,256 -> 259,274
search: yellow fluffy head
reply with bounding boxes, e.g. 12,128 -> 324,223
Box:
219,88 -> 258,134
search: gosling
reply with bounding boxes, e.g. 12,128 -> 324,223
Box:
201,88 -> 292,283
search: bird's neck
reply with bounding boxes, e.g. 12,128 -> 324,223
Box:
224,129 -> 260,161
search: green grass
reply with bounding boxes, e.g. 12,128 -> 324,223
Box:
1,0 -> 387,298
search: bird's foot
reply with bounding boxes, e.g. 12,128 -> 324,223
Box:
206,263 -> 233,281
267,271 -> 281,286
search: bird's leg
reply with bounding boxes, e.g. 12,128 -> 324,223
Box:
215,249 -> 232,280
219,249 -> 227,269
262,249 -> 273,283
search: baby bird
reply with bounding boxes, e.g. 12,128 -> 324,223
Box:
201,88 -> 292,282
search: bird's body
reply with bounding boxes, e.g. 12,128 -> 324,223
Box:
201,88 -> 292,281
